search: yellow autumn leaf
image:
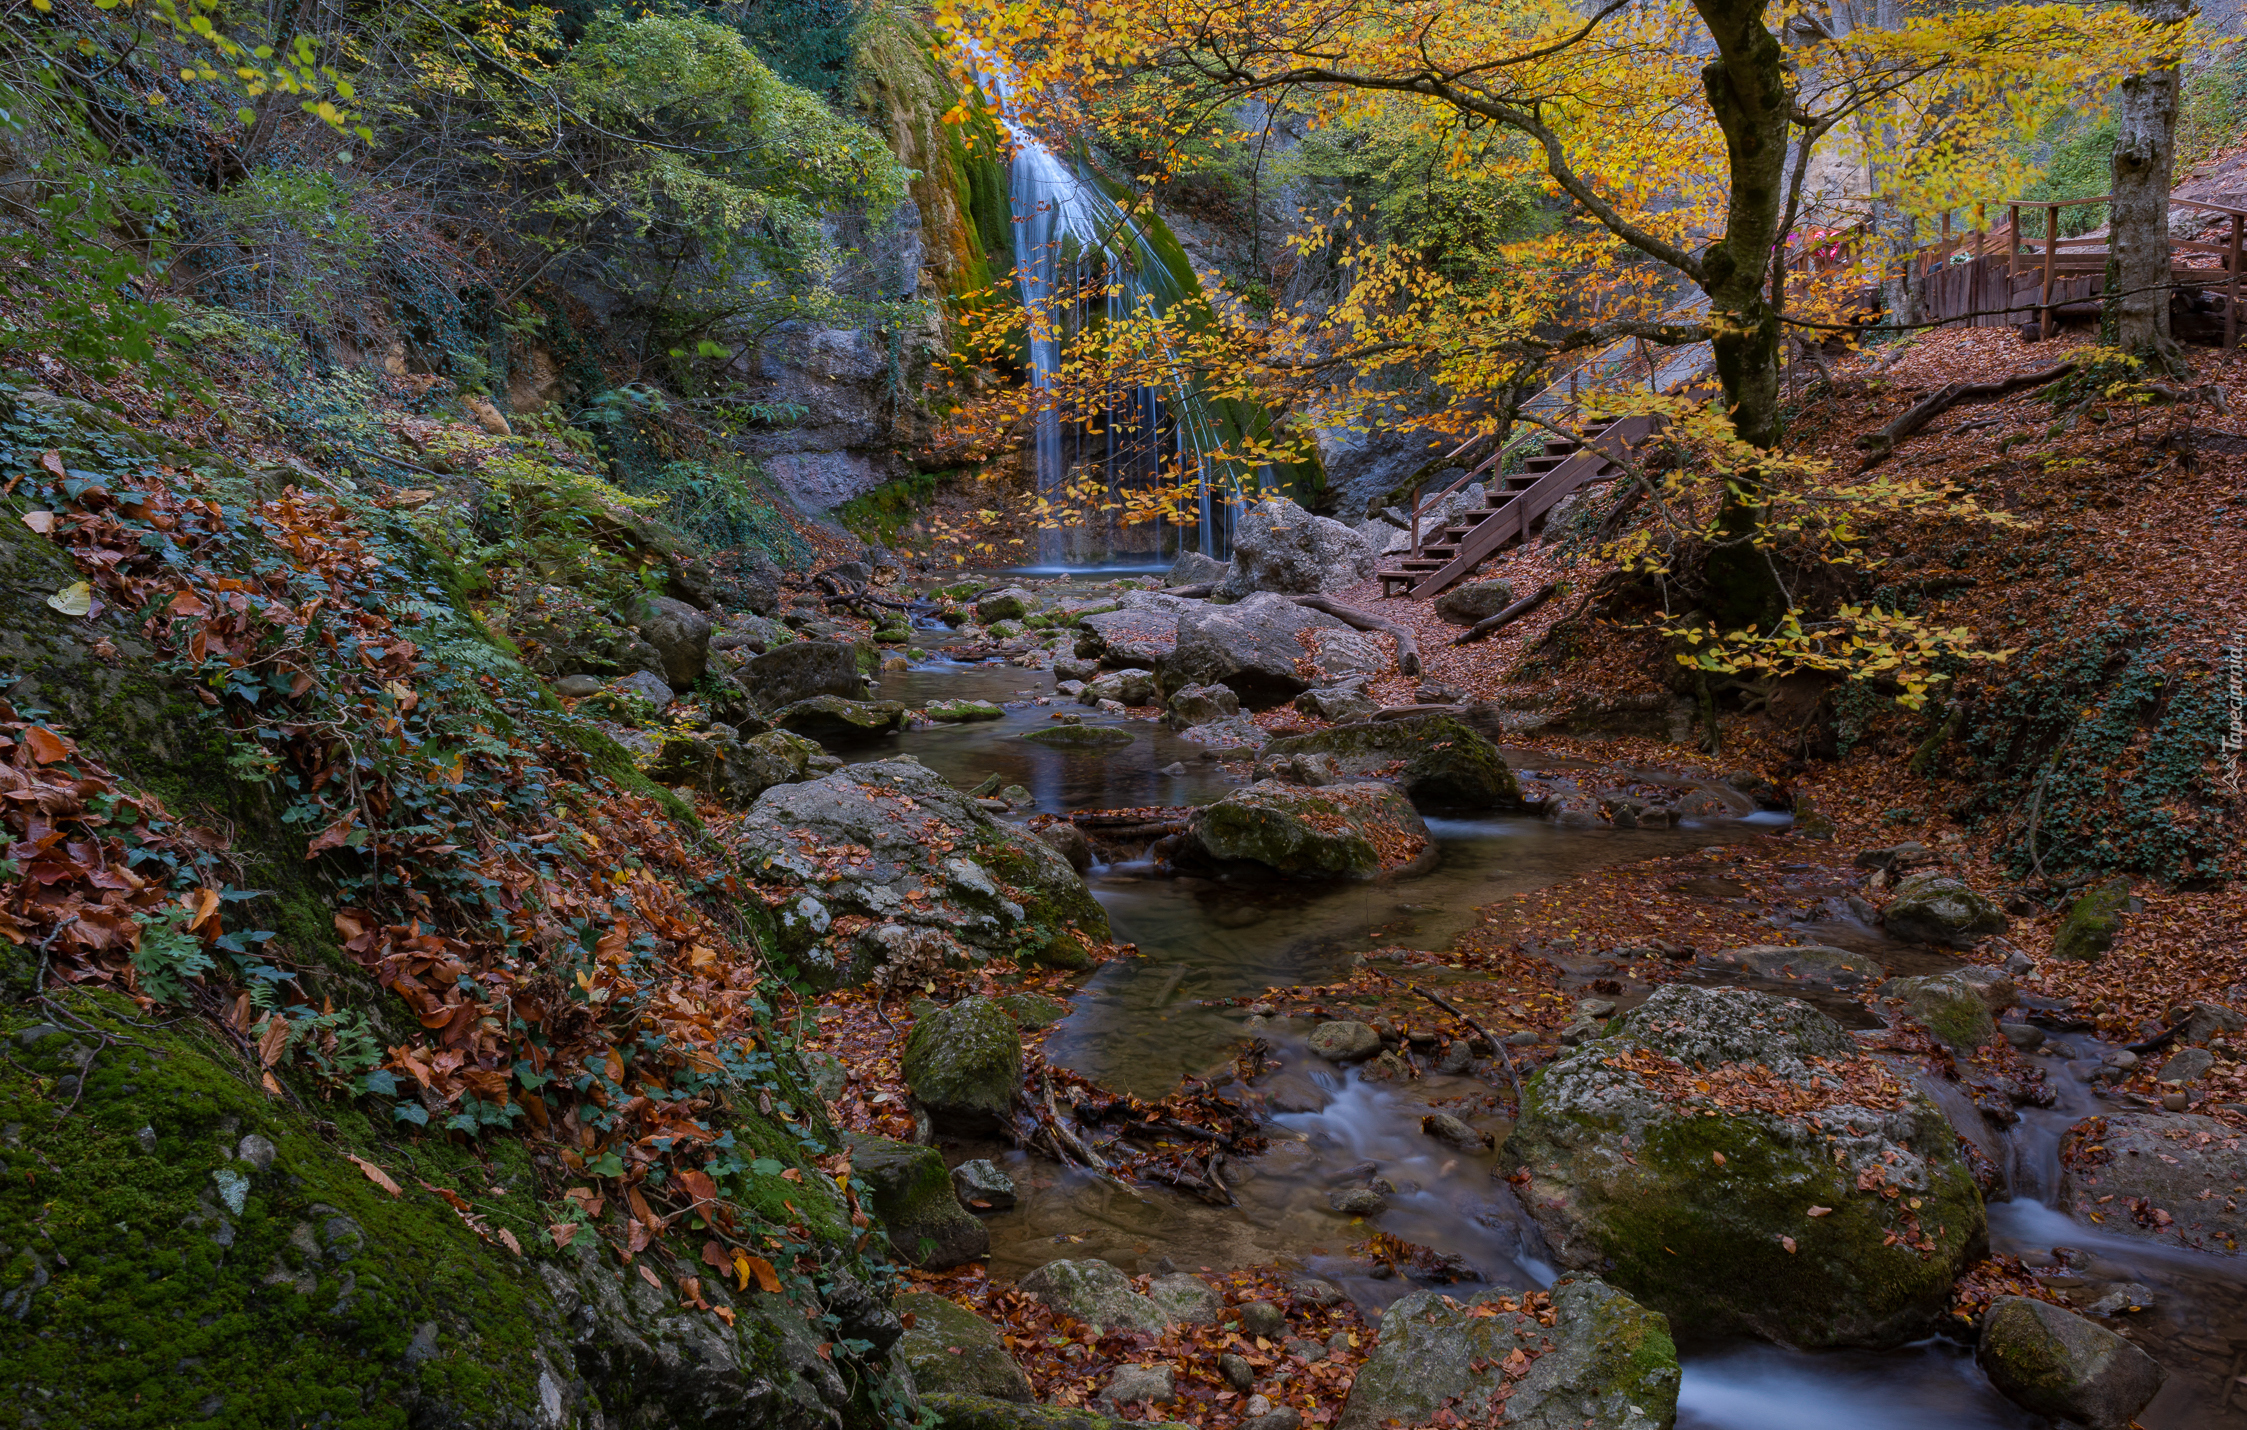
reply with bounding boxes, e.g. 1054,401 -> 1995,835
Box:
46,581 -> 92,617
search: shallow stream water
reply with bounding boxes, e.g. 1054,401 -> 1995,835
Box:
869,654 -> 2247,1429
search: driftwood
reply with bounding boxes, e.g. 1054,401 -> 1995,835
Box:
1452,582 -> 1558,645
1854,361 -> 2075,470
1292,594 -> 1422,676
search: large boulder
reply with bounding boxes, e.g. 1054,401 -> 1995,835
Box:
1165,550 -> 1227,586
901,997 -> 1022,1133
1502,984 -> 1987,1348
843,1133 -> 988,1269
1432,579 -> 1515,626
647,728 -> 823,809
736,760 -> 1107,985
2060,1111 -> 2247,1250
1293,684 -> 1379,724
1075,592 -> 1195,666
1218,496 -> 1377,597
1976,1297 -> 2164,1430
895,1292 -> 1035,1402
1881,873 -> 2007,948
976,588 -> 1034,623
1158,593 -> 1352,708
1017,1259 -> 1168,1336
620,593 -> 714,690
1165,682 -> 1239,727
1186,780 -> 1435,879
736,640 -> 863,712
1338,1278 -> 1680,1430
1257,714 -> 1520,808
1078,669 -> 1156,706
1875,973 -> 1998,1052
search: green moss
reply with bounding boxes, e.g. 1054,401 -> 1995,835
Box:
835,470 -> 939,547
2052,877 -> 2130,962
0,994 -> 557,1428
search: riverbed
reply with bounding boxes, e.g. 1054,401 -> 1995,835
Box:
871,654 -> 2247,1429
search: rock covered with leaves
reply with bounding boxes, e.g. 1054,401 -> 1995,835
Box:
737,758 -> 1107,984
1186,780 -> 1435,879
1503,985 -> 1987,1348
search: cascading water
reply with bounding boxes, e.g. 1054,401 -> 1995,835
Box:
970,50 -> 1257,563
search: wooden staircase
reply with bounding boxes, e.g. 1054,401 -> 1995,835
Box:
1377,412 -> 1656,599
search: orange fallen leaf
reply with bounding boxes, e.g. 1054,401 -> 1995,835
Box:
550,1222 -> 580,1248
22,727 -> 70,764
306,811 -> 357,857
1780,1235 -> 1798,1253
347,1155 -> 403,1197
1711,1152 -> 1727,1166
638,1263 -> 664,1290
733,1250 -> 782,1294
497,1227 -> 522,1256
1807,1206 -> 1833,1218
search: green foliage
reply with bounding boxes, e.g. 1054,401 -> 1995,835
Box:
2180,48 -> 2247,168
711,0 -> 871,96
628,454 -> 813,564
0,117 -> 175,381
2018,108 -> 2115,238
835,469 -> 938,546
128,905 -> 216,1003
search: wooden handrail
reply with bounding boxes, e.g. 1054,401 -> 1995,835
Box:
1407,443 -> 1510,559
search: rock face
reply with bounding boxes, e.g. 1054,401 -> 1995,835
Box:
1218,496 -> 1377,597
1875,973 -> 1999,1052
737,641 -> 863,712
1977,1297 -> 2164,1430
1693,944 -> 1880,991
1187,780 -> 1434,879
2061,1111 -> 2247,1249
1432,579 -> 1515,626
1159,593 -> 1351,707
1339,1278 -> 1681,1430
2052,878 -> 2132,962
895,1292 -> 1035,1402
621,594 -> 715,690
736,760 -> 1107,985
1881,874 -> 2007,947
843,1132 -> 989,1269
1018,1259 -> 1168,1335
1503,985 -> 1987,1348
901,997 -> 1022,1133
1256,714 -> 1521,808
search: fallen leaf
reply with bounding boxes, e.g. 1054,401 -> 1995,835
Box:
46,581 -> 91,617
39,450 -> 64,480
638,1263 -> 664,1290
306,811 -> 357,857
710,1304 -> 734,1326
20,510 -> 53,533
1780,1235 -> 1798,1253
733,1250 -> 782,1294
22,727 -> 70,764
1711,1152 -> 1727,1166
497,1227 -> 522,1256
347,1155 -> 403,1197
260,1071 -> 284,1097
550,1222 -> 579,1249
256,1015 -> 292,1067
1806,1206 -> 1833,1218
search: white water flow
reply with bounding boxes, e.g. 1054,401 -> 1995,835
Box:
971,51 -> 1252,562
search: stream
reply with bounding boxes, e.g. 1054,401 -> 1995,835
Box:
868,652 -> 2247,1429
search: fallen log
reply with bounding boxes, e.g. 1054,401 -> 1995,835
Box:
1853,361 -> 2075,470
1292,594 -> 1422,676
1451,582 -> 1557,645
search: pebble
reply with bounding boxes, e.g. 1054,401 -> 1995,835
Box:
2162,1091 -> 2191,1112
1238,1301 -> 1287,1338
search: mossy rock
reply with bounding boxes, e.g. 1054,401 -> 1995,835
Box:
900,997 -> 1022,1132
1258,714 -> 1521,808
1000,992 -> 1073,1029
1876,973 -> 1998,1052
1976,1296 -> 2164,1429
1881,873 -> 2007,948
926,699 -> 1006,723
895,1292 -> 1034,1401
2052,878 -> 2131,963
1502,985 -> 1986,1349
1188,779 -> 1434,879
921,1392 -> 1156,1430
1020,724 -> 1134,750
842,1132 -> 988,1269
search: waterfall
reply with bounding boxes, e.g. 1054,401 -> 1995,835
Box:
970,50 -> 1255,562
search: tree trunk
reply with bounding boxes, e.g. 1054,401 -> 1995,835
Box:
2103,0 -> 2192,369
1866,0 -> 1920,335
1692,0 -> 1793,625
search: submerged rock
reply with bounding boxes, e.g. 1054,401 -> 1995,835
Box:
896,1292 -> 1035,1402
736,760 -> 1106,985
901,997 -> 1022,1134
925,698 -> 1006,723
1186,780 -> 1435,879
1502,984 -> 1987,1348
844,1132 -> 989,1270
1693,943 -> 1880,991
1977,1296 -> 2164,1430
1338,1277 -> 1680,1430
1881,873 -> 2007,948
1256,713 -> 1520,808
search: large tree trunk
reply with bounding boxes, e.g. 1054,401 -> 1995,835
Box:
2103,0 -> 2193,368
1693,0 -> 1793,624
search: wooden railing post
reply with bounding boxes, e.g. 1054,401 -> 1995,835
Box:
2231,213 -> 2242,349
2008,204 -> 2020,284
2041,205 -> 2058,341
